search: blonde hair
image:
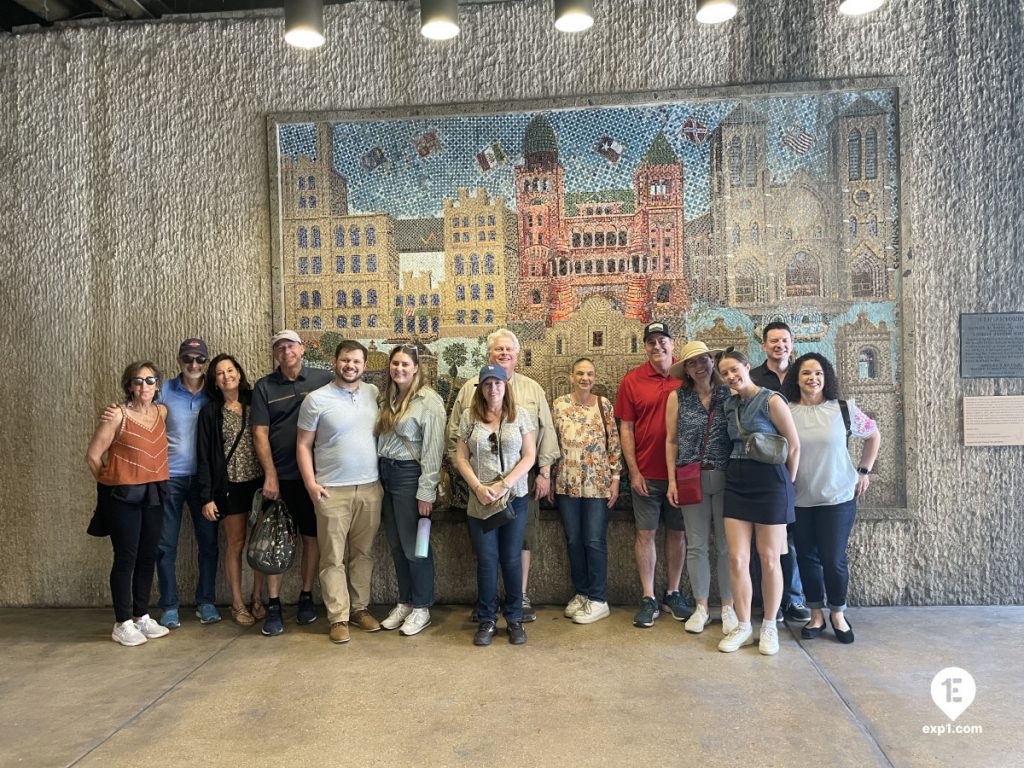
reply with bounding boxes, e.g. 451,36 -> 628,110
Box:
374,345 -> 425,437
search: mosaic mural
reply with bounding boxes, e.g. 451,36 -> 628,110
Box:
270,88 -> 905,506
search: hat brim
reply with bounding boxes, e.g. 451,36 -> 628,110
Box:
669,350 -> 722,381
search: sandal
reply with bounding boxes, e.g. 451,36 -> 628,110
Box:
250,599 -> 266,621
232,605 -> 256,626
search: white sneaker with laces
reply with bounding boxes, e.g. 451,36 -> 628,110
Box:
684,603 -> 710,633
399,608 -> 431,636
381,603 -> 413,631
112,620 -> 148,647
572,599 -> 610,624
134,614 -> 169,639
564,593 -> 587,618
759,623 -> 780,655
721,605 -> 739,636
718,623 -> 754,653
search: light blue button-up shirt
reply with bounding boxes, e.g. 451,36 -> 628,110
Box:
162,375 -> 209,477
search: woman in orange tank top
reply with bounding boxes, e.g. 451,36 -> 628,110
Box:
86,361 -> 171,647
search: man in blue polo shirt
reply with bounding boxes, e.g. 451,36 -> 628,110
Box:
251,330 -> 333,636
158,338 -> 220,628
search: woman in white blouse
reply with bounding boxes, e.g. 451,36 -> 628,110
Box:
782,353 -> 880,644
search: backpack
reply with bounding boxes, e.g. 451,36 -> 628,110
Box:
246,490 -> 297,575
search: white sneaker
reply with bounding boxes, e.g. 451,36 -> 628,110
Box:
134,614 -> 169,639
721,605 -> 739,636
399,608 -> 431,636
564,593 -> 587,618
759,623 -> 780,655
112,620 -> 148,647
381,603 -> 412,631
684,604 -> 710,634
718,623 -> 754,653
572,599 -> 610,624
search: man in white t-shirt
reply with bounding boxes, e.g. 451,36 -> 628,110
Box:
297,340 -> 382,645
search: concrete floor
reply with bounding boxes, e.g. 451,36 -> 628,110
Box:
1,606 -> 1020,768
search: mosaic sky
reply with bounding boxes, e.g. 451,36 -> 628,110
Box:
277,90 -> 896,222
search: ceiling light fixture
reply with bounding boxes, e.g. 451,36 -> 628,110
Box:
284,0 -> 325,48
695,0 -> 737,24
554,0 -> 594,33
421,0 -> 460,40
839,0 -> 885,15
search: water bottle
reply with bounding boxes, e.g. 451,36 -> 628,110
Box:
414,517 -> 431,559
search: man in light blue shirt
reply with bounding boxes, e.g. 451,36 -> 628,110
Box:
157,338 -> 219,628
297,340 -> 382,644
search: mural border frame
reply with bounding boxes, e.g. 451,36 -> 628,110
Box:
265,75 -> 916,521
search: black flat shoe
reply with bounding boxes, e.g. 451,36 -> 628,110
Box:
473,621 -> 496,646
801,622 -> 826,639
830,615 -> 854,644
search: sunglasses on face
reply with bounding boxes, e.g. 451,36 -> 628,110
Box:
131,376 -> 159,386
181,356 -> 208,366
488,432 -> 499,455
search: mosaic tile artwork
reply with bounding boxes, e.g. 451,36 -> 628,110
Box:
270,88 -> 905,505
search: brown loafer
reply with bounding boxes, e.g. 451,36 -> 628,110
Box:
349,609 -> 381,632
231,606 -> 255,627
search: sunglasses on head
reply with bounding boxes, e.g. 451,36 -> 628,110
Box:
131,376 -> 159,386
181,356 -> 208,365
399,344 -> 419,361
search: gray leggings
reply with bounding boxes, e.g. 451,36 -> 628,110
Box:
680,469 -> 731,602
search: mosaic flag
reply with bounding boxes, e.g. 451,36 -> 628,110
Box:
781,126 -> 815,155
681,117 -> 709,144
596,136 -> 624,163
476,140 -> 507,171
360,145 -> 387,171
414,130 -> 443,158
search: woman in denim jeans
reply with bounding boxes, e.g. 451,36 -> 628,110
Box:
550,358 -> 620,624
375,344 -> 446,637
783,353 -> 880,645
455,364 -> 537,647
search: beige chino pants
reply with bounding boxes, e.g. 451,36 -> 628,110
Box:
315,481 -> 383,623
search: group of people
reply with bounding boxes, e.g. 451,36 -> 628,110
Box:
86,320 -> 878,655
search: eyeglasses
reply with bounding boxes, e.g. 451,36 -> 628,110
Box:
181,356 -> 208,365
131,376 -> 159,386
487,432 -> 499,455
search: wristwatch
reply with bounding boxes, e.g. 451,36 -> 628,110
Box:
539,469 -> 551,479
857,467 -> 870,475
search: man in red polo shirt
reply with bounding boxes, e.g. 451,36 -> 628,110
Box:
615,321 -> 691,628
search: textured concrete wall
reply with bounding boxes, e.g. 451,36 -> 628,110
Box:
1,0 -> 1021,607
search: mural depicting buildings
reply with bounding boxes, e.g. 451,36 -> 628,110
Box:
273,89 -> 905,505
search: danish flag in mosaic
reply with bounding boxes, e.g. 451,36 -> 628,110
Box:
681,117 -> 709,144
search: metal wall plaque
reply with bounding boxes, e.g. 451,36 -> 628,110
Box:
964,396 -> 1024,446
960,312 -> 1024,378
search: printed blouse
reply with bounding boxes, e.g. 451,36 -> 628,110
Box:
552,394 -> 621,498
459,408 -> 535,498
673,385 -> 731,470
222,406 -> 261,484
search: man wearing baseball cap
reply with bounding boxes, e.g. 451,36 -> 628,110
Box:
250,330 -> 333,636
157,338 -> 220,628
615,321 -> 691,628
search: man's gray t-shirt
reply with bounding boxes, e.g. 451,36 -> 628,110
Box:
297,381 -> 380,487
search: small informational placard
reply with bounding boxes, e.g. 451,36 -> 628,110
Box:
963,396 -> 1024,446
960,313 -> 1024,378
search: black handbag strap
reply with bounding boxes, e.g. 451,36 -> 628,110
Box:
838,399 -> 852,443
224,404 -> 248,467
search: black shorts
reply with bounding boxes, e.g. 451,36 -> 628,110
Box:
279,477 -> 317,537
216,478 -> 263,518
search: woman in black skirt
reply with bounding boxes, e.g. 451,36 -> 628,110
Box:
715,349 -> 800,656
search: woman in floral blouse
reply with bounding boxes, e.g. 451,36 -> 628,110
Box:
551,358 -> 621,624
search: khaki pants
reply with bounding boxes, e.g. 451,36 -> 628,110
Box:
315,481 -> 383,623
